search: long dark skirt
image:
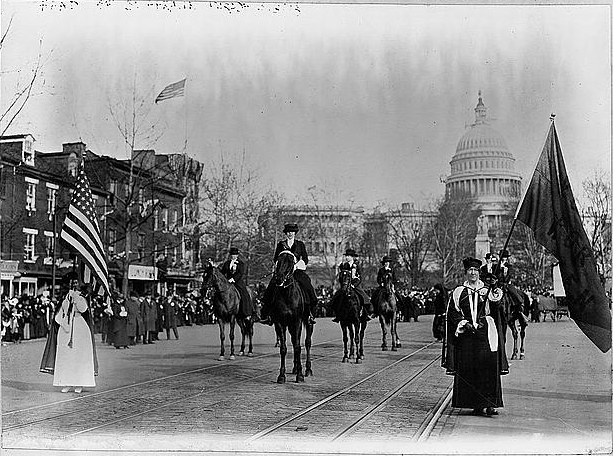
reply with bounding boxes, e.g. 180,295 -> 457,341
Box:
113,318 -> 129,347
452,330 -> 503,409
432,314 -> 445,340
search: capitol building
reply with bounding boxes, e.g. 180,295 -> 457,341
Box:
446,92 -> 522,227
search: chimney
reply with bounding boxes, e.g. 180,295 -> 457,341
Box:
62,142 -> 86,161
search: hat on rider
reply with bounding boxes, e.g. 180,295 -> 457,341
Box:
462,257 -> 482,271
381,255 -> 392,264
499,249 -> 510,259
229,247 -> 239,255
484,253 -> 492,260
283,223 -> 299,233
344,248 -> 358,257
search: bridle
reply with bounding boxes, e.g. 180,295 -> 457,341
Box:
275,250 -> 296,288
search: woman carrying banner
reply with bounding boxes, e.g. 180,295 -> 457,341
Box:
446,257 -> 504,416
40,272 -> 98,393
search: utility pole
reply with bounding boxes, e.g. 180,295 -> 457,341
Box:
51,210 -> 57,300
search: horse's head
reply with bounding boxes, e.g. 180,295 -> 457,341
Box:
381,270 -> 394,292
274,251 -> 295,287
201,260 -> 218,294
339,268 -> 354,294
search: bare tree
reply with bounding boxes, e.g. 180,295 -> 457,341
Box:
104,78 -> 166,296
580,170 -> 611,288
199,153 -> 285,285
0,15 -> 49,136
387,203 -> 434,287
431,194 -> 479,287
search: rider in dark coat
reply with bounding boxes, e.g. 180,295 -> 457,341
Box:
331,249 -> 373,322
220,247 -> 254,320
370,255 -> 401,316
260,223 -> 318,325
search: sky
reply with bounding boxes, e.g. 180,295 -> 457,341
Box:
1,1 -> 610,209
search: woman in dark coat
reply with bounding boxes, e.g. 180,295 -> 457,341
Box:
431,283 -> 448,341
163,295 -> 179,340
140,294 -> 157,344
220,247 -> 254,319
125,291 -> 144,345
447,257 -> 505,416
111,295 -> 129,349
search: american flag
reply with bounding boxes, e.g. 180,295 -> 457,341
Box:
155,78 -> 186,103
60,164 -> 110,296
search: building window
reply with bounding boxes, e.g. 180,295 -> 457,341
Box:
172,209 -> 178,229
108,229 -> 116,254
154,209 -> 159,230
109,178 -> 117,195
22,138 -> 35,165
25,180 -> 37,212
46,186 -> 57,216
137,233 -> 145,260
23,229 -> 37,262
44,232 -> 55,258
162,208 -> 168,230
172,247 -> 177,265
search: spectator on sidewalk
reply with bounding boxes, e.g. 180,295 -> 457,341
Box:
126,291 -> 144,346
163,294 -> 180,340
111,294 -> 129,349
140,293 -> 157,344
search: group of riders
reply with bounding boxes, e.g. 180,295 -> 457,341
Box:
214,223 -> 402,326
214,222 -> 529,332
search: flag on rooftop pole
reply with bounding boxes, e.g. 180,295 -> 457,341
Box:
155,78 -> 186,103
515,119 -> 611,352
60,163 -> 110,297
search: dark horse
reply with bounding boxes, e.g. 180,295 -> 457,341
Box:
270,250 -> 314,383
374,271 -> 400,351
335,268 -> 367,364
501,284 -> 529,360
201,261 -> 254,360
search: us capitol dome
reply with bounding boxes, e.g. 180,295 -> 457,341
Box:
445,92 -> 522,226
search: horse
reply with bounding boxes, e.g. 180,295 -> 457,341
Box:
236,287 -> 255,357
335,268 -> 366,364
201,261 -> 250,360
501,283 -> 529,360
373,271 -> 400,351
270,250 -> 314,383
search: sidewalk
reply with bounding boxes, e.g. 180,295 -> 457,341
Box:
430,317 -> 612,454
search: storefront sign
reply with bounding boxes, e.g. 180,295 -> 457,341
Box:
0,260 -> 19,273
128,265 -> 158,281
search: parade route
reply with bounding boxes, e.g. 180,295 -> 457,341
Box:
2,315 -> 610,455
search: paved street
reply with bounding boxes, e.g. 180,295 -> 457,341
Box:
2,315 -> 611,455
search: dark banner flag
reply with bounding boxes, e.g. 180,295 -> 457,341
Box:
516,121 -> 611,352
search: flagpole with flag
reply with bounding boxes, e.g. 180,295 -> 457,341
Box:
511,116 -> 611,352
59,161 -> 111,298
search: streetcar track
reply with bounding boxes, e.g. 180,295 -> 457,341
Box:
246,341 -> 438,441
3,331 -> 409,432
331,354 -> 442,441
414,386 -> 453,441
3,335 -> 345,416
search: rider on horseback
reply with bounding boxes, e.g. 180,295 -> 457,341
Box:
331,249 -> 374,322
220,247 -> 253,321
494,249 -> 529,327
370,256 -> 402,316
259,223 -> 318,326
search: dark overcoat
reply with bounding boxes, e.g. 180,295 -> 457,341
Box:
126,297 -> 144,337
447,282 -> 503,410
140,297 -> 158,332
220,259 -> 253,317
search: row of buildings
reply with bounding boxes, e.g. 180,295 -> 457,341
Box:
0,135 -> 202,298
0,93 -> 525,296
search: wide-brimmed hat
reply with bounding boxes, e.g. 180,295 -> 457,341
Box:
229,247 -> 239,255
499,249 -> 510,258
344,248 -> 358,257
381,256 -> 392,264
462,257 -> 482,271
283,223 -> 299,233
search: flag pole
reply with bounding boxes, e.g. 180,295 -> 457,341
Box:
184,77 -> 188,154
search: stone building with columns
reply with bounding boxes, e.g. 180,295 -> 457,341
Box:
445,92 -> 522,254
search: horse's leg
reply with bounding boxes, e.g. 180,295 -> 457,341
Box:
292,321 -> 304,383
353,323 -> 361,364
519,321 -> 527,359
380,315 -> 388,351
305,320 -> 313,376
391,312 -> 398,351
276,324 -> 287,384
341,324 -> 349,363
348,323 -> 355,359
228,315 -> 236,360
218,319 -> 225,361
509,320 -> 519,360
238,319 -> 246,356
358,319 -> 366,361
248,319 -> 254,356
